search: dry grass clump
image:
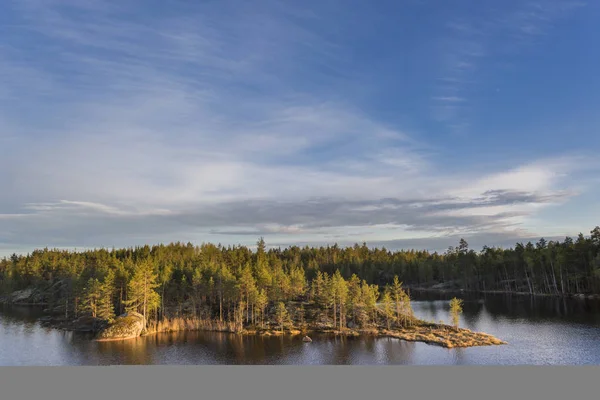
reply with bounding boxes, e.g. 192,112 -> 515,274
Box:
380,323 -> 506,348
146,317 -> 237,335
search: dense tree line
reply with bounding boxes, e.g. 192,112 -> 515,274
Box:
1,227 -> 599,330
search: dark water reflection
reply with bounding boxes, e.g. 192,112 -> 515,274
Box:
2,293 -> 600,365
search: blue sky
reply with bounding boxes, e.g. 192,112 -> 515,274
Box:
1,0 -> 599,256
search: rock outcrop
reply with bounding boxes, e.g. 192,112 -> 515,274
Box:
0,280 -> 67,305
96,312 -> 146,341
9,288 -> 36,303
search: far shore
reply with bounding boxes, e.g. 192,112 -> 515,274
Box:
406,286 -> 600,300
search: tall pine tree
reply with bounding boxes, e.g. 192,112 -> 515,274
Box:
97,269 -> 116,322
124,260 -> 160,329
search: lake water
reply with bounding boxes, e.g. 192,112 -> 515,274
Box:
2,293 -> 600,365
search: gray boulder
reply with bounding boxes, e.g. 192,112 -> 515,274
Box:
9,288 -> 36,303
96,312 -> 146,341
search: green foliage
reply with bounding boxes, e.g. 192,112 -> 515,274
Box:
274,302 -> 290,332
333,270 -> 348,330
449,298 -> 463,329
255,289 -> 268,328
124,260 -> 160,327
81,278 -> 101,318
97,269 -> 116,322
361,281 -> 380,326
381,290 -> 394,330
1,227 -> 600,331
384,277 -> 413,327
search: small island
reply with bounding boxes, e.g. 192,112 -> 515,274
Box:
2,282 -> 506,348
90,306 -> 506,348
0,238 -> 507,348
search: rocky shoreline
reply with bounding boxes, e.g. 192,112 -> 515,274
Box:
246,325 -> 506,348
27,311 -> 506,348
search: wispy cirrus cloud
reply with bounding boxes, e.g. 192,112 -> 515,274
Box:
431,0 -> 586,131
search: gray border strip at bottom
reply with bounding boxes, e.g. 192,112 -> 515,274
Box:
1,366 -> 599,400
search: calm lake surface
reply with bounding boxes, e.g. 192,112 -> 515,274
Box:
2,293 -> 600,365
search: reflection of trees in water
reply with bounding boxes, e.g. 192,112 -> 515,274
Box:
0,306 -> 44,334
5,322 -> 599,366
1,305 -> 44,322
413,294 -> 600,330
411,290 -> 600,324
295,334 -> 351,365
94,337 -> 155,365
452,348 -> 466,365
332,335 -> 353,365
361,335 -> 376,354
138,331 -> 312,365
300,335 -> 417,365
477,295 -> 600,324
229,334 -> 246,362
60,333 -> 155,365
461,301 -> 483,331
246,336 -> 267,363
425,301 -> 439,321
379,338 -> 415,365
412,290 -> 481,302
187,331 -> 244,364
234,334 -> 311,365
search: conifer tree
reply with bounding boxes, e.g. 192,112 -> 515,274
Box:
159,263 -> 173,320
390,276 -> 405,326
239,263 -> 256,324
275,301 -> 290,333
124,260 -> 160,329
97,269 -> 116,322
297,303 -> 306,329
449,297 -> 463,329
256,289 -> 268,328
347,274 -> 362,326
381,290 -> 394,330
333,270 -> 348,331
81,277 -> 101,318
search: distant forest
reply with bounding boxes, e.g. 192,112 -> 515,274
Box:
1,226 -> 599,329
